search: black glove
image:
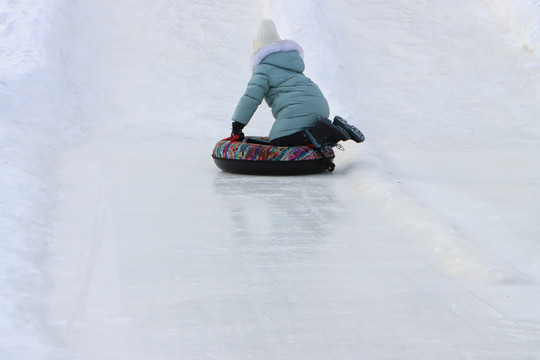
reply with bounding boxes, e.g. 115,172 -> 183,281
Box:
231,121 -> 245,141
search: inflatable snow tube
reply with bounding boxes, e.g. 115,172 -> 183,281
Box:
212,136 -> 335,175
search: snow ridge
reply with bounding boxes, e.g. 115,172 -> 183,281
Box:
0,0 -> 83,358
342,148 -> 531,284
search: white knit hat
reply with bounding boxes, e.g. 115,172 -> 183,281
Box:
252,19 -> 281,54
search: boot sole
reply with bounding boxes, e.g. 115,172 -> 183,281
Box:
333,116 -> 365,143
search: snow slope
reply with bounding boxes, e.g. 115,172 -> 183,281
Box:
1,0 -> 540,359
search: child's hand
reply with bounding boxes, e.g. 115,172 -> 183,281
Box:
231,121 -> 245,141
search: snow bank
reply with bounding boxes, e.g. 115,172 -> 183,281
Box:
489,0 -> 540,54
0,0 -> 84,358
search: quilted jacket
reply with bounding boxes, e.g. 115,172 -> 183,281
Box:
232,40 -> 330,140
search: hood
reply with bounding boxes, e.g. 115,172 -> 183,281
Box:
251,40 -> 305,72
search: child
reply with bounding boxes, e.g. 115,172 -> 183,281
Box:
230,19 -> 364,146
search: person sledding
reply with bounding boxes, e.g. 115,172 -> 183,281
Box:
229,19 -> 365,148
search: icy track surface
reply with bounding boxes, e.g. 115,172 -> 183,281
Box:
2,0 -> 540,359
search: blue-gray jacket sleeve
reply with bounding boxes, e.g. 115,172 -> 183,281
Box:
232,67 -> 270,125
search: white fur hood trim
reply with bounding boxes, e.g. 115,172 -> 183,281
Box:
251,40 -> 304,71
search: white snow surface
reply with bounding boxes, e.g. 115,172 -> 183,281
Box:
490,0 -> 540,54
1,0 -> 540,359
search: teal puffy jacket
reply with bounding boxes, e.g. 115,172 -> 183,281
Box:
232,40 -> 330,140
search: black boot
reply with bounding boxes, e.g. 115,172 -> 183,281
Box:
333,116 -> 365,143
308,118 -> 350,146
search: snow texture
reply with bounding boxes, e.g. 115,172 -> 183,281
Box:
1,0 -> 540,359
490,0 -> 540,54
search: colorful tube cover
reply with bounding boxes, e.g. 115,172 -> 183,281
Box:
212,137 -> 334,162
